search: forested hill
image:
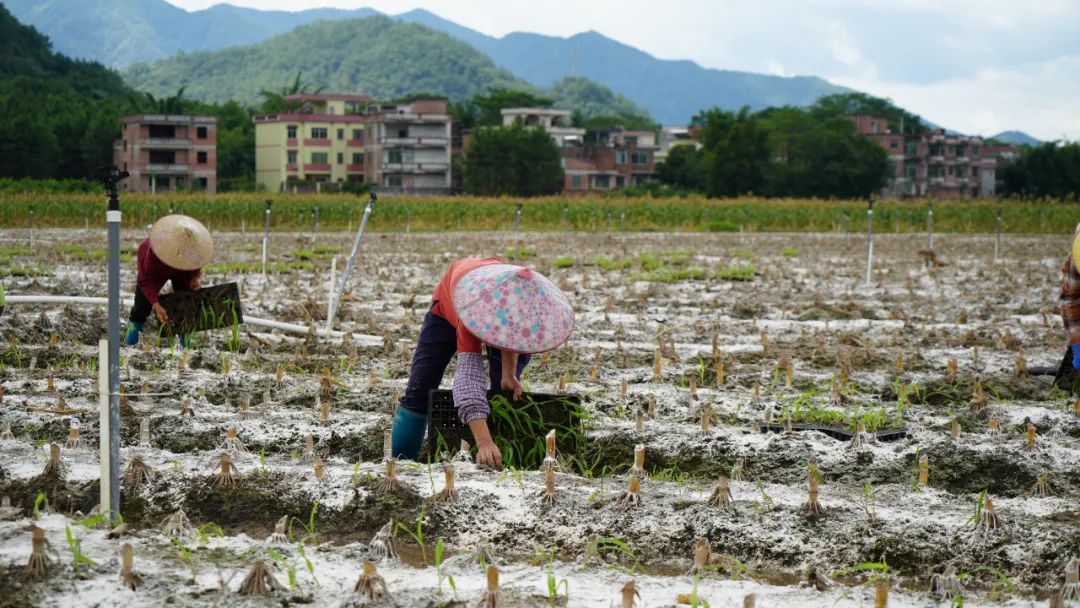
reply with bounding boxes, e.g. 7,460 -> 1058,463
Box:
122,15 -> 651,120
0,4 -> 131,178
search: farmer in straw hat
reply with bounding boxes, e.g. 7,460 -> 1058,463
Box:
1060,226 -> 1080,381
391,257 -> 574,468
124,214 -> 214,346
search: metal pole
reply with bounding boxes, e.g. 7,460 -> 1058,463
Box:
927,202 -> 934,250
97,339 -> 111,515
512,203 -> 523,261
28,206 -> 34,254
261,200 -> 272,286
994,209 -> 1002,262
328,193 -> 376,330
865,199 -> 874,286
97,166 -> 127,521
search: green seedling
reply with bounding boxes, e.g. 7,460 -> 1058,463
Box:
434,537 -> 456,595
395,506 -> 428,564
288,501 -> 320,545
32,491 -> 47,519
65,524 -> 96,574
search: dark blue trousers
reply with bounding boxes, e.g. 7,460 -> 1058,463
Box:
399,309 -> 530,414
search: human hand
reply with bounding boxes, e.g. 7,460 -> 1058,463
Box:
501,376 -> 524,401
152,302 -> 169,324
190,276 -> 201,290
1072,344 -> 1080,370
475,439 -> 503,470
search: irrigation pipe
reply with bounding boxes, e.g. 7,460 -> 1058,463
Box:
5,295 -> 381,345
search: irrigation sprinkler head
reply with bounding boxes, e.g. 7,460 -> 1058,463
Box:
849,420 -> 871,449
1023,423 -> 1038,451
123,454 -> 156,490
377,459 -> 401,494
213,452 -> 239,488
65,419 -> 81,450
41,442 -> 65,479
354,561 -> 391,600
453,439 -> 472,463
219,425 -> 248,454
619,579 -> 640,608
238,560 -> 286,596
314,456 -> 326,481
620,475 -> 642,508
930,565 -> 963,600
25,525 -> 54,580
161,509 -> 194,538
119,543 -> 144,590
709,474 -> 733,510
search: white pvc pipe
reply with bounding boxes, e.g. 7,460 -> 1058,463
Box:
5,295 -> 380,345
98,339 -> 111,516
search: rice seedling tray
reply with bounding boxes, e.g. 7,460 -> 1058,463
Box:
158,282 -> 243,336
757,422 -> 908,442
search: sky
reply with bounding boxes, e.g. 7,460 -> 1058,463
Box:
165,0 -> 1080,140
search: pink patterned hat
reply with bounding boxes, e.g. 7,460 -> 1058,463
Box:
453,264 -> 574,354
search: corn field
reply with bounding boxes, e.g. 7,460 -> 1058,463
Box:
0,193 -> 1075,233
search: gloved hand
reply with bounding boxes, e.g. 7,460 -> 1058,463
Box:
1072,344 -> 1080,370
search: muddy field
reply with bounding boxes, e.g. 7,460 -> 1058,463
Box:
0,226 -> 1077,607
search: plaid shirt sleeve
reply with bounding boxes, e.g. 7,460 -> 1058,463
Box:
453,352 -> 490,424
1061,256 -> 1080,345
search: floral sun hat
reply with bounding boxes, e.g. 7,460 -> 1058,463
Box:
452,264 -> 574,354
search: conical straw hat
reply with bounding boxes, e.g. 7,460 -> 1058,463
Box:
149,215 -> 214,271
1073,225 -> 1080,266
453,264 -> 574,354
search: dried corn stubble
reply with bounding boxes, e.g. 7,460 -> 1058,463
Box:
542,429 -> 560,471
180,398 -> 194,417
1061,558 -> 1079,602
848,420 -> 871,449
689,376 -> 698,400
874,580 -> 889,608
539,465 -> 557,506
161,509 -> 194,538
124,454 -> 156,490
971,379 -> 988,410
1023,423 -> 1038,451
382,428 -> 392,462
453,439 -> 472,463
686,538 -> 711,576
303,434 -> 315,460
25,526 -> 55,580
701,405 -> 712,433
730,458 -> 746,482
930,565 -> 963,600
213,452 -> 240,488
64,419 -> 81,449
119,543 -> 144,590
377,459 -> 401,493
371,520 -> 396,561
219,426 -> 247,453
354,561 -> 391,600
238,560 -> 286,596
979,494 -> 1002,531
947,358 -> 958,381
41,443 -> 65,479
950,418 -> 961,440
619,579 -> 641,608
267,514 -> 289,544
709,475 -> 733,509
988,417 -> 1002,435
803,472 -> 823,515
476,564 -> 501,607
620,475 -> 642,508
647,394 -> 656,419
314,456 -> 326,481
1034,473 -> 1053,497
630,444 -> 645,477
436,464 -> 459,502
743,594 -> 756,608
918,454 -> 929,487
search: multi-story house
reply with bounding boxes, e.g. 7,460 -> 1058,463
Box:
852,115 -> 996,199
112,114 -> 217,194
362,97 -> 452,195
562,129 -> 658,193
656,126 -> 701,163
500,108 -> 585,146
253,93 -> 370,192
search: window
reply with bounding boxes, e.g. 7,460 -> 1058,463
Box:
947,166 -> 954,176
287,125 -> 297,139
905,141 -> 918,156
123,141 -> 127,151
336,153 -> 344,164
402,149 -> 415,163
352,129 -> 363,141
571,175 -> 581,188
388,149 -> 402,163
904,164 -> 917,179
149,150 -> 175,164
387,175 -> 403,187
616,176 -> 625,188
972,146 -> 980,156
632,151 -> 648,165
197,151 -> 207,164
148,124 -> 175,138
311,152 -> 328,164
615,149 -> 627,164
197,126 -> 208,139
287,151 -> 297,164
890,139 -> 898,149
971,167 -> 979,177
352,153 -> 364,165
311,127 -> 328,140
956,145 -> 966,157
625,136 -> 638,146
594,175 -> 610,189
337,129 -> 344,141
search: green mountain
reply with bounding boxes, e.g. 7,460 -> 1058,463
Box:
122,16 -> 649,120
9,0 -> 850,125
990,130 -> 1041,147
0,4 -> 131,178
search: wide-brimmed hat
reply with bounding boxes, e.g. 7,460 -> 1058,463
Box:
149,215 -> 214,271
453,264 -> 574,354
1073,224 -> 1080,264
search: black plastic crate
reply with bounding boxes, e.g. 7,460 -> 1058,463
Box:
158,282 -> 243,336
426,389 -> 584,463
758,422 -> 907,442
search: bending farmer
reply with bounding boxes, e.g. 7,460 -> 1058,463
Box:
125,214 -> 214,345
391,258 -> 575,469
